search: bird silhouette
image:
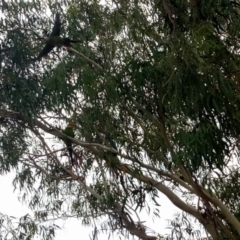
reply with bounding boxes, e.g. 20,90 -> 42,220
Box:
62,123 -> 75,165
37,12 -> 79,60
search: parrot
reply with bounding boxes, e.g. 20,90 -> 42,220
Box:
37,12 -> 79,60
62,123 -> 75,165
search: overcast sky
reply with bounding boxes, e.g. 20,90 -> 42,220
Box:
0,173 -> 177,239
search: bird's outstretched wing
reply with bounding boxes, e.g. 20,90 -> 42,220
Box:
37,12 -> 61,61
50,12 -> 61,36
37,44 -> 54,60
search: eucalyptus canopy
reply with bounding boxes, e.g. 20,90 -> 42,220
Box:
1,0 -> 240,239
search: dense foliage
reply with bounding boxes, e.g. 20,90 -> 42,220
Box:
1,0 -> 240,239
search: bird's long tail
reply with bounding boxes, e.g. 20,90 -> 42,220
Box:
67,147 -> 74,165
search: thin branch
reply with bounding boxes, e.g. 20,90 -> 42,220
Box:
66,47 -> 104,72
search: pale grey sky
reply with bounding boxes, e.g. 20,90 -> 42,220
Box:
0,173 -> 176,239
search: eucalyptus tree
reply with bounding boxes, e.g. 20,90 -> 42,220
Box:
1,0 -> 240,239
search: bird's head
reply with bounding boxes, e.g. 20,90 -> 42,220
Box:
67,122 -> 73,128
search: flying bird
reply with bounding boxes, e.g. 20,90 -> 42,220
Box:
37,12 -> 79,60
